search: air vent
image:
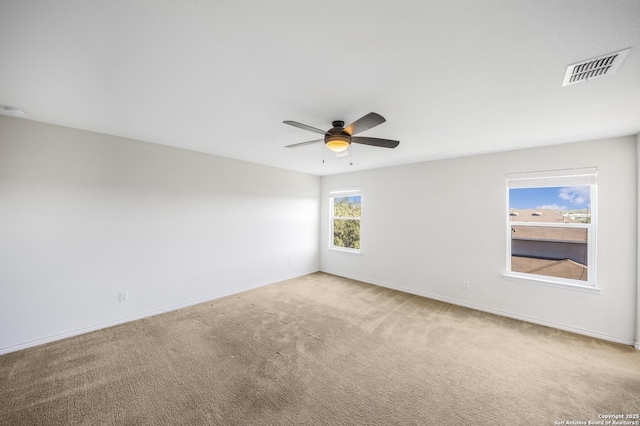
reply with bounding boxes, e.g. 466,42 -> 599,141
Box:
562,48 -> 630,86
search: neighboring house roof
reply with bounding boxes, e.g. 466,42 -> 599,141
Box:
509,209 -> 578,223
511,256 -> 588,281
511,225 -> 587,243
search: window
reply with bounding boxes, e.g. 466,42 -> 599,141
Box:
505,168 -> 598,289
329,189 -> 361,253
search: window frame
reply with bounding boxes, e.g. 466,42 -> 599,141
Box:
329,188 -> 362,254
503,168 -> 600,292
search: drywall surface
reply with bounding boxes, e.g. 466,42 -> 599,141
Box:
0,116 -> 320,353
321,136 -> 637,344
637,133 -> 640,350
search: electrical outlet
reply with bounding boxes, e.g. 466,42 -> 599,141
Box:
463,281 -> 470,290
119,292 -> 129,302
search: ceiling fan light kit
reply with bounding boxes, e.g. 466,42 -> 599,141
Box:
283,112 -> 399,157
325,135 -> 351,152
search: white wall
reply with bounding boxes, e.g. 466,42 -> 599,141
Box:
637,133 -> 640,350
0,116 -> 320,353
321,136 -> 637,345
2,116 -> 636,352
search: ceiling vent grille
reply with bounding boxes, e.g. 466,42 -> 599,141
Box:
562,48 -> 630,86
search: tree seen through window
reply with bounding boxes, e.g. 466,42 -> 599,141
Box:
331,195 -> 361,251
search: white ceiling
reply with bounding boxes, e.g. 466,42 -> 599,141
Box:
1,1 -> 639,176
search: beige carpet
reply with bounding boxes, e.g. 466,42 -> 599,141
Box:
1,272 -> 639,425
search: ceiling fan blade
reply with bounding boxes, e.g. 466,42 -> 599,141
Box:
284,139 -> 324,148
335,149 -> 349,158
283,120 -> 326,135
344,112 -> 386,136
352,137 -> 399,148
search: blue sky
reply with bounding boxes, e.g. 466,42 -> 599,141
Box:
509,186 -> 590,210
335,196 -> 361,204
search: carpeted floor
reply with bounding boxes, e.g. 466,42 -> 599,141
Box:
1,272 -> 639,425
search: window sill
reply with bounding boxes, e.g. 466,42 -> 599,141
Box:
502,273 -> 602,294
329,247 -> 361,255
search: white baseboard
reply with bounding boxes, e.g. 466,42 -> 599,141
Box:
321,269 -> 636,347
0,269 -> 319,355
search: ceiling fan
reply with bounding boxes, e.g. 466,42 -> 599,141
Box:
283,112 -> 399,156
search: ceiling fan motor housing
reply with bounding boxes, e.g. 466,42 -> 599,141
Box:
325,122 -> 352,152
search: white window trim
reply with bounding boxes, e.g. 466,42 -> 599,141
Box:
505,168 -> 599,291
329,188 -> 361,254
501,273 -> 602,293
